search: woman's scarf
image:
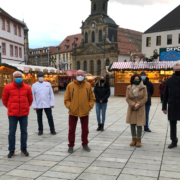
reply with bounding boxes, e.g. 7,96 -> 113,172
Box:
131,81 -> 144,98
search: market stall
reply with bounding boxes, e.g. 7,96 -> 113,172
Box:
8,64 -> 60,93
0,64 -> 23,98
86,74 -> 98,87
109,61 -> 177,96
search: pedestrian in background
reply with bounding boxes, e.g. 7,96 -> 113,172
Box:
2,71 -> 33,158
64,70 -> 96,153
140,71 -> 154,132
159,78 -> 167,103
32,72 -> 56,136
126,74 -> 147,147
163,63 -> 180,149
94,75 -> 110,131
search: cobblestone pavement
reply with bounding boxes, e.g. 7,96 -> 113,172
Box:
0,89 -> 179,180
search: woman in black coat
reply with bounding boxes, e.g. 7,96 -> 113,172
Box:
94,76 -> 110,131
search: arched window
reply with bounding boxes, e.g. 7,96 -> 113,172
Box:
99,30 -> 102,42
85,32 -> 88,43
77,61 -> 80,70
97,60 -> 101,75
106,59 -> 110,66
84,61 -> 87,71
103,3 -> 105,10
90,61 -> 94,74
92,31 -> 95,43
94,3 -> 96,11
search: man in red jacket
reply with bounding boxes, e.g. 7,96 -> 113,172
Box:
2,71 -> 33,158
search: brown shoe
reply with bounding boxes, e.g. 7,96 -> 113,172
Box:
136,138 -> 141,147
130,137 -> 136,146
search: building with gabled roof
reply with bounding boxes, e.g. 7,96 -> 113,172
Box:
142,5 -> 180,61
0,7 -> 28,64
50,34 -> 81,70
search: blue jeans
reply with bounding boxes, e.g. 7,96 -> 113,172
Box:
36,108 -> 55,132
96,102 -> 107,124
8,116 -> 28,152
144,105 -> 151,130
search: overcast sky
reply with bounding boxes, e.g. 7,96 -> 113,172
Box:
1,0 -> 179,48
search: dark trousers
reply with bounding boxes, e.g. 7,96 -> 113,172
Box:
68,115 -> 89,147
161,94 -> 163,103
36,108 -> 55,132
170,120 -> 178,143
144,105 -> 151,130
8,116 -> 28,152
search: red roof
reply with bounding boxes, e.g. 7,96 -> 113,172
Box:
117,28 -> 142,55
51,34 -> 82,54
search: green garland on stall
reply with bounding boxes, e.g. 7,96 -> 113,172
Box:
0,63 -> 23,73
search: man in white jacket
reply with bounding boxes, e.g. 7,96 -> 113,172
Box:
32,72 -> 56,135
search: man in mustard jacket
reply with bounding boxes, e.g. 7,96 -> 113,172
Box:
64,70 -> 96,153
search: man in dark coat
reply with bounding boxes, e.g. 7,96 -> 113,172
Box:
140,71 -> 154,132
163,63 -> 180,148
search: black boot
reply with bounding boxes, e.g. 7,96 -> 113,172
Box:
97,124 -> 101,131
168,141 -> 178,149
101,124 -> 104,131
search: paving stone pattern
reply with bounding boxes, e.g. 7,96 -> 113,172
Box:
0,88 -> 179,179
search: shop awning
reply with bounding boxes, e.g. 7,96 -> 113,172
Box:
109,61 -> 180,71
6,63 -> 59,73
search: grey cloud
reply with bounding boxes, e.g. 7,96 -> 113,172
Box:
110,0 -> 171,6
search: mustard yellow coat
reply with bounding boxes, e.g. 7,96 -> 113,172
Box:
64,80 -> 96,117
126,85 -> 148,126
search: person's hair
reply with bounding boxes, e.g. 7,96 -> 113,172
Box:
13,71 -> 22,77
173,63 -> 180,69
130,74 -> 142,85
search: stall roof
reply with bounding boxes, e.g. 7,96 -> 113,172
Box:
109,61 -> 180,71
6,63 -> 60,73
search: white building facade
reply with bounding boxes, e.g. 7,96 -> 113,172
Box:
142,5 -> 180,61
0,8 -> 25,64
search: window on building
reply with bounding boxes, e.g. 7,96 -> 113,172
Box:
19,47 -> 22,58
92,31 -> 95,43
156,36 -> 161,46
85,32 -> 88,43
70,64 -> 72,70
2,43 -> 6,55
90,61 -> 94,74
15,46 -> 18,57
94,3 -> 96,11
1,18 -> 5,30
146,37 -> 151,47
97,60 -> 101,75
6,21 -> 10,32
103,3 -> 105,10
106,59 -> 110,66
77,61 -> 80,70
66,53 -> 68,59
99,30 -> 102,42
14,24 -> 17,35
10,45 -> 13,56
167,35 -> 172,45
63,54 -> 65,60
179,34 -> 180,44
84,61 -> 87,71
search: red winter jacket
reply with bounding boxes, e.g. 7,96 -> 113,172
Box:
2,81 -> 33,117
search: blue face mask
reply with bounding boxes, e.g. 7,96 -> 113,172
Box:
141,76 -> 146,81
15,78 -> 23,84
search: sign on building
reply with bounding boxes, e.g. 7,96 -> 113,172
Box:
160,47 -> 180,61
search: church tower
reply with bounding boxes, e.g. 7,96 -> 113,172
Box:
72,0 -> 119,86
91,0 -> 108,16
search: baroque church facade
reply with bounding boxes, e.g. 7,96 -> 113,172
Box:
72,0 -> 119,85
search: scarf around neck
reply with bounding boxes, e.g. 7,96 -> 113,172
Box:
131,81 -> 144,98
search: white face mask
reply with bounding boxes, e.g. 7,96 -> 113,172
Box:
77,75 -> 84,82
38,77 -> 44,82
